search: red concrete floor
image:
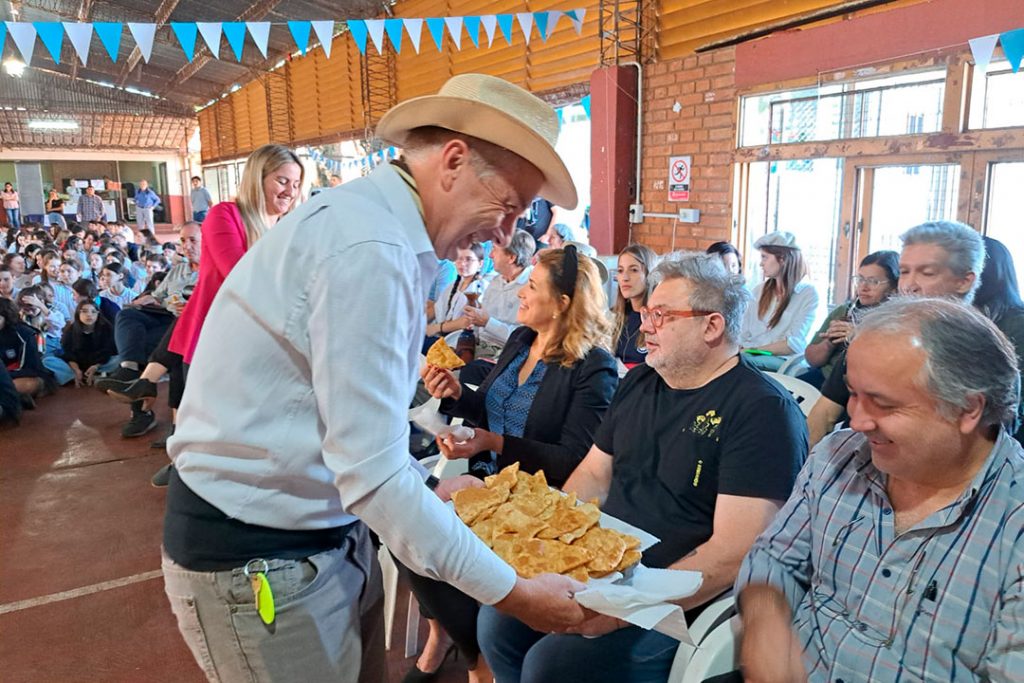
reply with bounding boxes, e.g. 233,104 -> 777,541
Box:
0,386 -> 469,683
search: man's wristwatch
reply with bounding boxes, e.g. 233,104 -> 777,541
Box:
425,475 -> 440,491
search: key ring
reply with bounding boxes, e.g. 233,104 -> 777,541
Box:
243,558 -> 269,578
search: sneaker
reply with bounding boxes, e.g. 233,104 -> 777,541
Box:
95,366 -> 141,392
150,464 -> 172,488
107,378 -> 158,404
122,409 -> 157,438
150,424 -> 175,450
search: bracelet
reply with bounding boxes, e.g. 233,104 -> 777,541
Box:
440,322 -> 446,334
425,475 -> 440,491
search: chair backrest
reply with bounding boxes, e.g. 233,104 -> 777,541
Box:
679,615 -> 742,683
665,594 -> 736,683
765,372 -> 821,417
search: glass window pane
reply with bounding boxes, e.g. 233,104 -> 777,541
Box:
984,162 -> 1024,278
969,61 -> 1024,129
867,164 -> 960,254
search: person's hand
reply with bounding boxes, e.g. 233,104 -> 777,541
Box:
462,306 -> 489,327
21,294 -> 44,310
825,320 -> 853,344
169,299 -> 186,316
72,367 -> 84,388
447,316 -> 472,332
433,474 -> 483,503
564,610 -> 628,636
495,573 -> 587,633
132,294 -> 158,308
421,365 -> 462,401
738,587 -> 807,683
83,365 -> 99,385
437,428 -> 498,460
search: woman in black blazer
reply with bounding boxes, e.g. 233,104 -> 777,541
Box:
405,247 -> 618,683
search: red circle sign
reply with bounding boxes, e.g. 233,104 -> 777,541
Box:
671,159 -> 689,183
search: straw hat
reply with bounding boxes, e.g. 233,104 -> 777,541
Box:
376,74 -> 578,209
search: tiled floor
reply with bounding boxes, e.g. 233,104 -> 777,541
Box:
0,385 -> 469,682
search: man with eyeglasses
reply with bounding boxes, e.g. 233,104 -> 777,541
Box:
478,252 -> 807,683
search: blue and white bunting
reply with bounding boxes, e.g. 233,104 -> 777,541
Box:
63,22 -> 93,66
347,19 -> 369,54
516,13 -> 533,45
196,22 -> 222,59
171,22 -> 198,62
223,22 -> 246,61
365,19 -> 385,54
1001,28 -> 1024,73
311,20 -> 334,57
570,9 -> 586,35
481,15 -> 498,48
94,22 -> 122,62
34,22 -> 64,64
246,22 -> 270,59
968,34 -> 999,73
425,17 -> 445,52
463,16 -> 480,49
534,12 -> 550,41
496,14 -> 514,45
7,22 -> 37,65
444,17 -> 463,50
127,23 -> 156,63
404,18 -> 424,53
384,18 -> 404,53
288,21 -> 311,56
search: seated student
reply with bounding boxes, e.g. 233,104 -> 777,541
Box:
458,229 -> 536,384
98,262 -> 137,307
611,243 -> 659,369
49,299 -> 118,387
410,246 -> 618,683
477,251 -> 807,683
801,250 -> 898,387
424,242 -> 488,350
71,278 -> 120,326
736,298 -> 1024,682
0,265 -> 15,301
739,231 -> 820,371
0,298 -> 53,407
706,241 -> 742,275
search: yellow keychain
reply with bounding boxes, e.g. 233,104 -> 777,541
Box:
245,560 -> 276,626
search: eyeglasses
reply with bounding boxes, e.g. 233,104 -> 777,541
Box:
852,276 -> 887,287
639,306 -> 714,329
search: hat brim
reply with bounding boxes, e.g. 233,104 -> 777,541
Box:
377,95 -> 578,209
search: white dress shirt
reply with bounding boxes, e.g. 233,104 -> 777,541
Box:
740,280 -> 820,354
169,164 -> 517,606
478,266 -> 531,347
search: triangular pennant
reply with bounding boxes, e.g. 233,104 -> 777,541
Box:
481,15 -> 498,47
425,17 -> 445,52
444,17 -> 463,50
1000,28 -> 1024,73
383,19 -> 403,53
547,11 -> 563,36
311,20 -> 334,57
565,10 -> 578,21
246,22 -> 270,59
34,22 -> 64,64
63,22 -> 93,66
346,20 -> 368,54
404,18 -> 424,53
968,34 -> 999,73
170,22 -> 198,62
222,22 -> 246,61
556,107 -> 564,127
463,16 -> 480,49
7,22 -> 37,65
516,13 -> 533,45
196,22 -> 222,59
534,12 -> 550,41
127,23 -> 156,63
571,9 -> 586,35
365,19 -> 385,54
287,21 -> 311,56
581,94 -> 591,118
93,22 -> 122,62
496,14 -> 514,45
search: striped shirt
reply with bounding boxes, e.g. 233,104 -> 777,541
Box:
737,429 -> 1024,682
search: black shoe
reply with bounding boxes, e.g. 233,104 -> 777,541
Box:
122,409 -> 157,438
18,393 -> 36,410
401,645 -> 457,683
151,423 -> 175,450
150,464 -> 172,488
95,366 -> 141,392
107,378 -> 158,404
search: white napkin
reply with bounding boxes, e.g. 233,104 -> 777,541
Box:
575,566 -> 703,643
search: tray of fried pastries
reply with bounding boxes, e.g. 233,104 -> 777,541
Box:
451,463 -> 659,583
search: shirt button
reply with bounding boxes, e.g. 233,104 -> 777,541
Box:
881,568 -> 892,578
857,622 -> 868,632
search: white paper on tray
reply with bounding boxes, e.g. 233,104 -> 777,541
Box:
576,566 -> 703,644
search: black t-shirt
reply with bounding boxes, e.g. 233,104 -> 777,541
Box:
615,307 -> 648,366
594,358 -> 807,569
820,352 -> 850,410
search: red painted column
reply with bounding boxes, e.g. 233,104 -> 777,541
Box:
589,65 -> 638,255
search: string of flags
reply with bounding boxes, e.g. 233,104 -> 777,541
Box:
0,10 -> 586,67
968,27 -> 1024,73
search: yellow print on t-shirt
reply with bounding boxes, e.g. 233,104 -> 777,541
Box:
689,409 -> 723,441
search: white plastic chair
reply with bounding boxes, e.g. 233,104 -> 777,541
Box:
666,593 -> 739,683
777,353 -> 809,377
679,615 -> 742,683
765,372 -> 821,417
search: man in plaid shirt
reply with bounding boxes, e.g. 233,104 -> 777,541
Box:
76,185 -> 105,223
736,297 -> 1024,682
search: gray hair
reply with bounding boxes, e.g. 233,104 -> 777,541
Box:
401,126 -> 527,181
901,221 -> 985,303
504,229 -> 536,268
648,251 -> 750,343
854,297 -> 1019,429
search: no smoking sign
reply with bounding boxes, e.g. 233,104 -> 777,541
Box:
669,155 -> 691,202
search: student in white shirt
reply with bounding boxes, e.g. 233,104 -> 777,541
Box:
739,231 -> 820,371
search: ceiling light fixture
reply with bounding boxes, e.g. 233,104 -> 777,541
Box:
28,119 -> 80,131
3,59 -> 26,78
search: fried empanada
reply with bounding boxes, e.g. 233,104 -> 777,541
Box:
426,337 -> 465,370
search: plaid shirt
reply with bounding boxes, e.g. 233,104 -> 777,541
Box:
77,193 -> 105,222
737,429 -> 1024,681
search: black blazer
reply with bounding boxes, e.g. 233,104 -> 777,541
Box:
440,326 -> 618,486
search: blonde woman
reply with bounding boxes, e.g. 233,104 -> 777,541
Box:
611,243 -> 658,368
169,144 -> 303,364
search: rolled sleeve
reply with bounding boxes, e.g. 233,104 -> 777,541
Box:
306,242 -> 516,605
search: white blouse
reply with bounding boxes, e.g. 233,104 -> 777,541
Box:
740,280 -> 820,355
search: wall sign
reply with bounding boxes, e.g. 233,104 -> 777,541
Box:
668,155 -> 690,202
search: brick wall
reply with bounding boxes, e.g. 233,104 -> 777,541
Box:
632,46 -> 737,254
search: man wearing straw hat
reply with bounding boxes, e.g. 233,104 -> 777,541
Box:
161,74 -> 585,682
